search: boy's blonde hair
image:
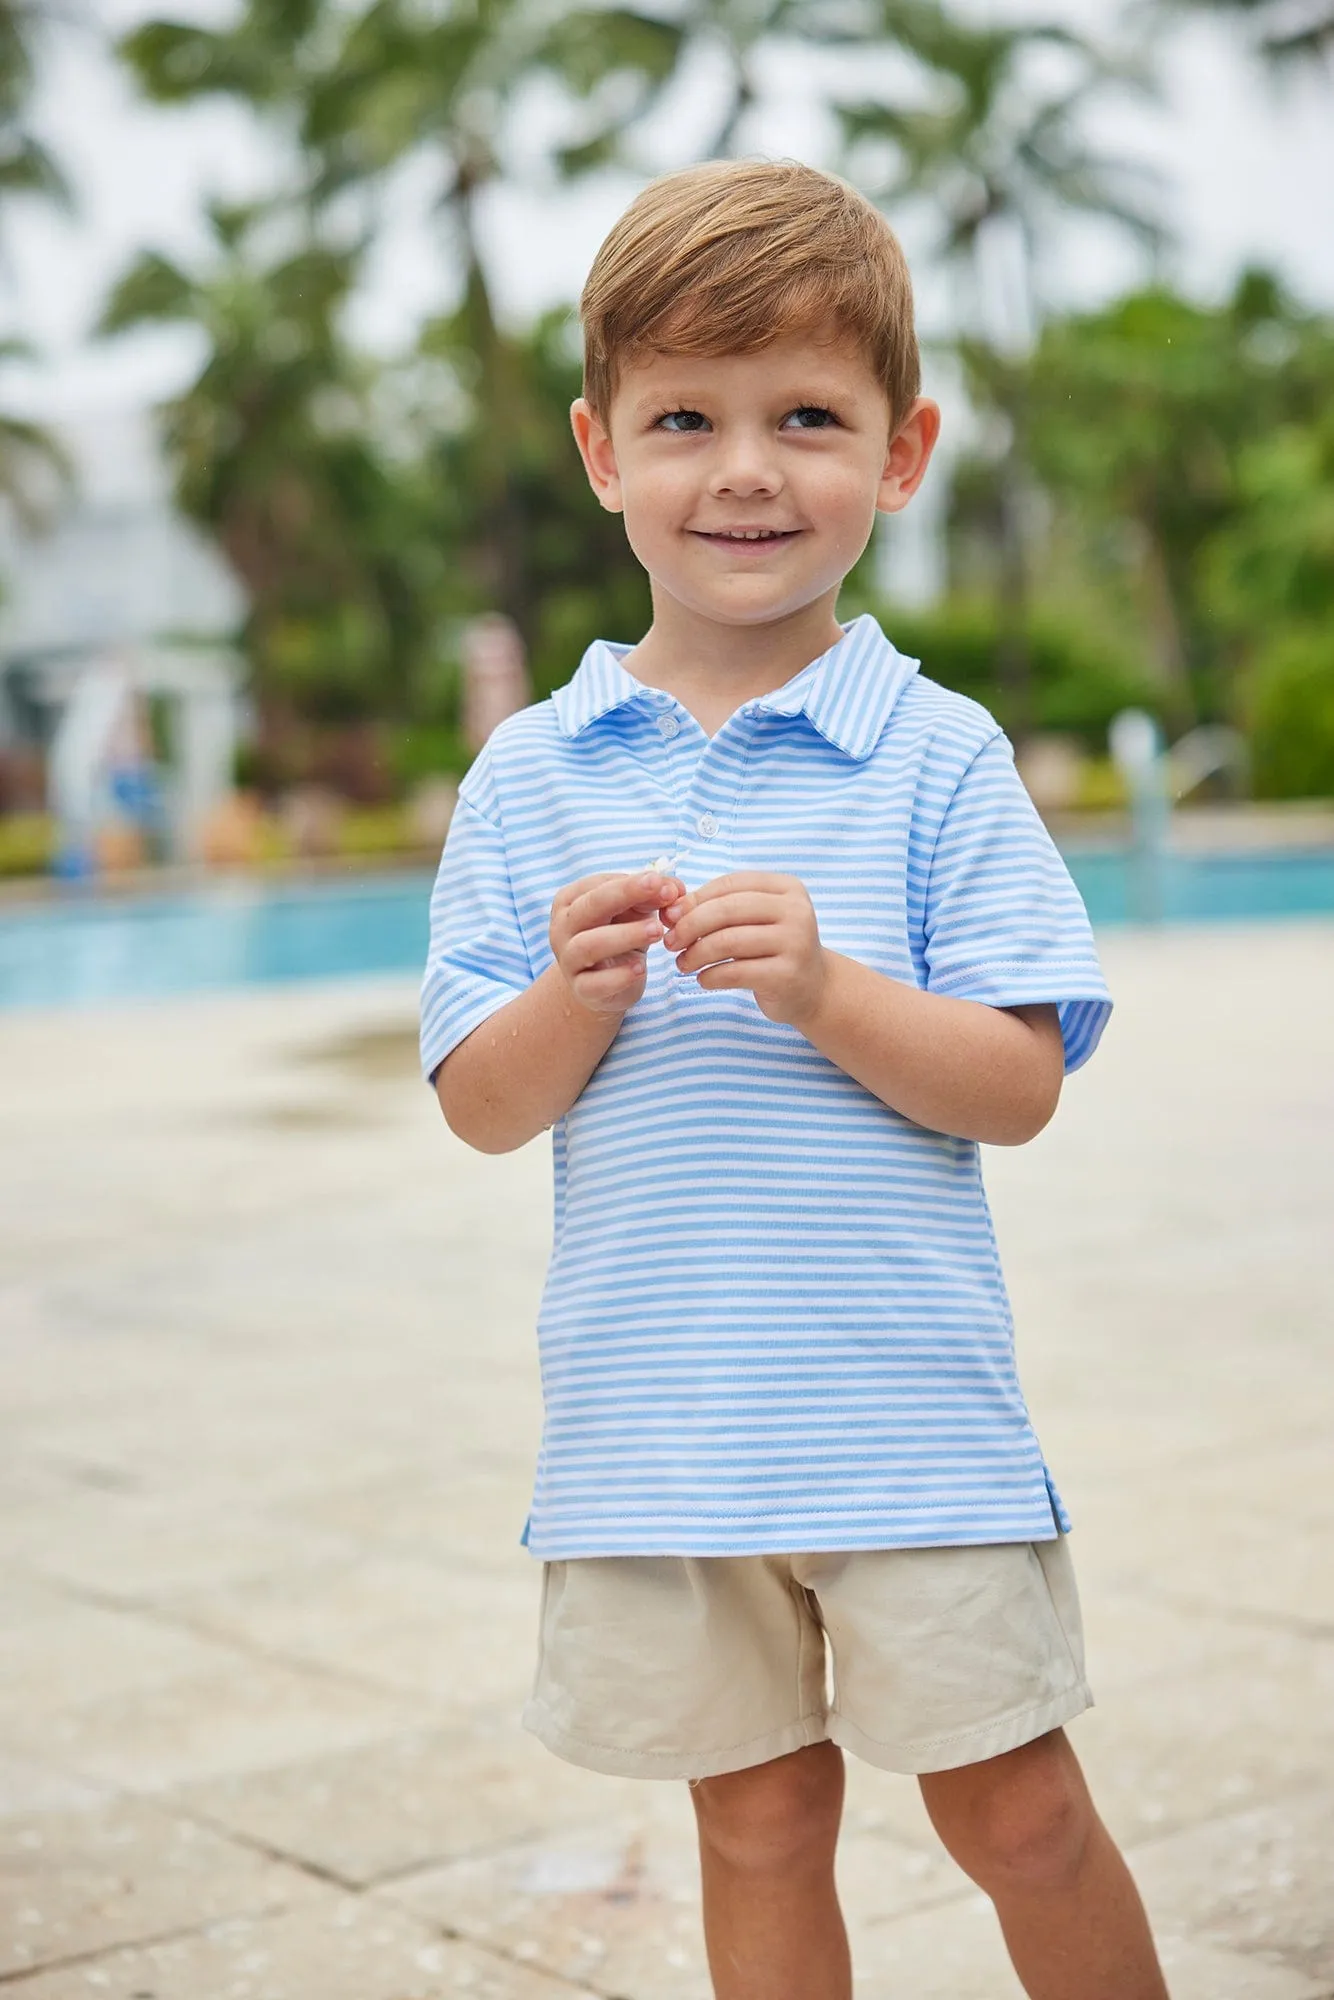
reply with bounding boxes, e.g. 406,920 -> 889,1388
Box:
580,158 -> 920,424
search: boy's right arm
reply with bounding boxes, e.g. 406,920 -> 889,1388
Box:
434,869 -> 682,1154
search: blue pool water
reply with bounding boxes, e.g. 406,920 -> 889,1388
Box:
1,850 -> 1332,1009
0,871 -> 435,1009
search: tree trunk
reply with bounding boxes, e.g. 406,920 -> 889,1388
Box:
1137,507 -> 1196,731
455,168 -> 533,651
994,401 -> 1033,741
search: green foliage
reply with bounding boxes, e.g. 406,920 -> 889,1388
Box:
121,0 -> 326,109
538,5 -> 682,100
1019,272 -> 1334,727
1208,399 -> 1334,798
390,723 -> 473,786
101,202 -> 450,727
0,1 -> 69,211
0,345 -> 70,528
839,13 -> 1160,281
1174,0 -> 1334,66
864,597 -> 1158,745
837,10 -> 1164,738
421,307 -> 650,697
337,801 -> 425,857
1205,408 -> 1334,636
90,0 -> 1334,814
0,810 -> 53,876
113,0 -> 714,727
0,9 -> 71,528
1247,630 -> 1334,799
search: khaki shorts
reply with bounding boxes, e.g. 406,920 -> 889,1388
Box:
524,1537 -> 1092,1781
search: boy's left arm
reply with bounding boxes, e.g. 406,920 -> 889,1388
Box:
661,873 -> 1064,1146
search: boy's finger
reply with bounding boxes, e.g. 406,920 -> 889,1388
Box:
689,870 -> 792,904
662,872 -> 789,924
625,873 -> 685,913
554,871 -> 621,914
664,892 -> 782,946
565,915 -> 663,973
571,961 -> 648,1006
675,927 -> 777,973
569,872 -> 681,934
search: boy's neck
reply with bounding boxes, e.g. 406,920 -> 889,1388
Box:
625,588 -> 847,738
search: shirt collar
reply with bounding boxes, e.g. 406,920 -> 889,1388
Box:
551,614 -> 919,763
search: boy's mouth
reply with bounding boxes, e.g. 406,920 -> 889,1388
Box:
691,527 -> 802,546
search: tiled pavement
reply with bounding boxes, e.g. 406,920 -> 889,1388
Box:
1,921 -> 1331,1997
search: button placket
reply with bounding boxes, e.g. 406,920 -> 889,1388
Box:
680,714 -> 753,862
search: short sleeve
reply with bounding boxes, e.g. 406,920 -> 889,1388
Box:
923,732 -> 1111,1074
419,786 -> 534,1082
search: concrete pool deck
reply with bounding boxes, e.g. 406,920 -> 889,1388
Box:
1,920 -> 1331,1998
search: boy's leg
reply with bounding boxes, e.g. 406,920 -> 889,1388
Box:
919,1727 -> 1169,2000
690,1741 -> 851,2000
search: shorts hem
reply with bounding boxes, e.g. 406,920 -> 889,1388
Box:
828,1680 -> 1095,1777
522,1700 -> 828,1781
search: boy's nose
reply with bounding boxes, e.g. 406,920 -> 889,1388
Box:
708,441 -> 782,499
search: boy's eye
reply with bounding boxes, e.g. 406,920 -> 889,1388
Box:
656,408 -> 711,433
782,405 -> 837,430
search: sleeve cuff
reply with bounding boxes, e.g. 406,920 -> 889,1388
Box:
927,965 -> 1112,1075
419,980 -> 527,1083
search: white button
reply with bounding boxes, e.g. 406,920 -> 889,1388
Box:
696,812 -> 720,839
657,713 -> 680,739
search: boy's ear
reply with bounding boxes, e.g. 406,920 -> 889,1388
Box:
570,398 -> 624,515
877,397 -> 942,516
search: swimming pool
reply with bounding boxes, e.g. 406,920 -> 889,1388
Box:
1,849 -> 1332,1009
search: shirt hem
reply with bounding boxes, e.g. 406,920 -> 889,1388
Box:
523,1517 -> 1070,1561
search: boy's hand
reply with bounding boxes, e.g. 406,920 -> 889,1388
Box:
550,871 -> 684,1019
663,872 -> 827,1028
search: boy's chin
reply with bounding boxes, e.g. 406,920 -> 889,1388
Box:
653,576 -> 838,629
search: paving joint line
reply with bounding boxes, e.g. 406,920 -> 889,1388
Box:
1,1562 -> 461,1712
417,1916 -> 622,2000
0,1895 -> 295,1989
161,1797 -> 369,1894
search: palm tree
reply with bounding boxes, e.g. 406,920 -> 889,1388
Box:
119,0 -> 637,630
99,200 -> 435,732
0,340 -> 68,527
840,13 -> 1161,334
543,0 -> 921,169
1023,271 -> 1334,728
837,11 -> 1163,727
0,3 -> 71,528
1174,0 -> 1334,65
292,0 -> 925,604
0,0 -> 67,221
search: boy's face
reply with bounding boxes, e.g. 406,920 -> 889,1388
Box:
571,333 -> 938,631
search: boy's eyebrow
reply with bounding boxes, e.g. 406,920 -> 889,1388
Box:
626,378 -> 861,421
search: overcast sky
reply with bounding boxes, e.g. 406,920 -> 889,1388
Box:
3,0 -> 1332,448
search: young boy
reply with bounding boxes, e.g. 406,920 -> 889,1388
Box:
421,159 -> 1168,2000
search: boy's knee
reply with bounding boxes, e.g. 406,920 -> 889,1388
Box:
691,1741 -> 844,1877
920,1731 -> 1094,1897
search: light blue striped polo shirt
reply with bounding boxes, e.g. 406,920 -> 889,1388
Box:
421,615 -> 1111,1559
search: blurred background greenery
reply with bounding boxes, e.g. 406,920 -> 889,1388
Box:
0,0 -> 1332,878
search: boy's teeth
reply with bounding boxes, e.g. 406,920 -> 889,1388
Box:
721,529 -> 780,540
